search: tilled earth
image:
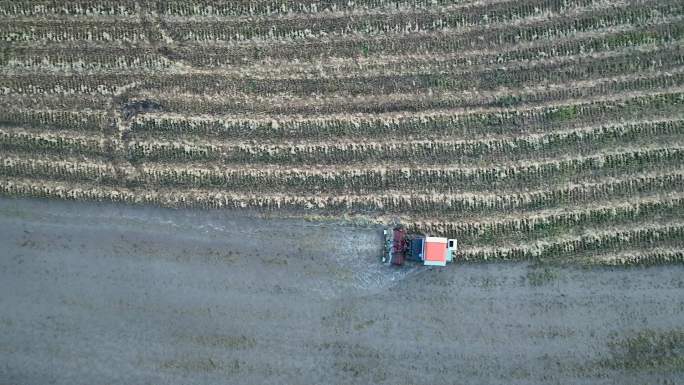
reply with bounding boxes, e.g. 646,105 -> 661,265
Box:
0,198 -> 682,385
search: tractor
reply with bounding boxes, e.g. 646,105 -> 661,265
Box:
383,225 -> 457,266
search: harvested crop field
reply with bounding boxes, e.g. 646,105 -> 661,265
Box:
1,0 -> 683,266
1,197 -> 684,384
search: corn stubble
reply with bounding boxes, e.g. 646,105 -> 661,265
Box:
1,0 -> 683,265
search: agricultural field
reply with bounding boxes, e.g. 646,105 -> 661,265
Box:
1,197 -> 683,384
1,0 -> 683,265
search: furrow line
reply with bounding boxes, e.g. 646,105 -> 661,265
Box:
160,0 -> 605,43
131,148 -> 684,193
5,41 -> 681,96
162,1 -> 678,63
0,1 -> 138,17
580,248 -> 684,265
0,128 -> 114,156
125,118 -> 684,165
461,222 -> 684,261
5,18 -> 680,75
132,73 -> 684,116
130,91 -> 684,140
400,192 -> 684,241
1,171 -> 683,214
128,44 -> 684,96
